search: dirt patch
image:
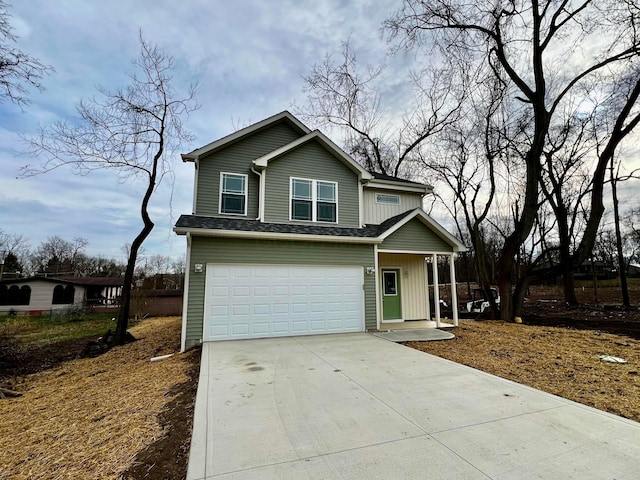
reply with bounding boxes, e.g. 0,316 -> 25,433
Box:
0,316 -> 199,480
120,346 -> 200,480
1,334 -> 95,385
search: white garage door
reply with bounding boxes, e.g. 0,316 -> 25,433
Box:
203,265 -> 364,341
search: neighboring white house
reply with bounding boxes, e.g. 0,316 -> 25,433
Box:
0,276 -> 124,315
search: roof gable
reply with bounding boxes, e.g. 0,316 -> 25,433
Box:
378,209 -> 466,252
253,130 -> 372,180
182,111 -> 310,162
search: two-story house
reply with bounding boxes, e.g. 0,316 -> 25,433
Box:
174,111 -> 465,350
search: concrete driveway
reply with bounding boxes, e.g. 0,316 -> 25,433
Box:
187,333 -> 640,479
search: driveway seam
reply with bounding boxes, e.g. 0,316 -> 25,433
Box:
208,432 -> 494,479
292,337 -> 430,435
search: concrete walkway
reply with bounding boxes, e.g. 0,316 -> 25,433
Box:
187,333 -> 640,480
372,328 -> 455,342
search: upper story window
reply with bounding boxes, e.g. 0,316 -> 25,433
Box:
376,193 -> 400,205
220,173 -> 247,215
291,178 -> 337,223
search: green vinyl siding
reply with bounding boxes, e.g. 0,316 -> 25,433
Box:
263,140 -> 360,227
195,122 -> 302,217
381,218 -> 452,252
184,236 -> 376,348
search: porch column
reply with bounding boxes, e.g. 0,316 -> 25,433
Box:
449,253 -> 459,327
424,257 -> 431,322
431,253 -> 441,328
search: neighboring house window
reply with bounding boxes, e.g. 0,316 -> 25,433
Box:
19,286 -> 31,306
220,173 -> 247,215
0,285 -> 30,306
53,285 -> 75,304
290,178 -> 337,223
376,193 -> 400,205
7,285 -> 20,305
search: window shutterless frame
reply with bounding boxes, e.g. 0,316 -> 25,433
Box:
289,177 -> 338,223
219,172 -> 248,216
375,193 -> 401,205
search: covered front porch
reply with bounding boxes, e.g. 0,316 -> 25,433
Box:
376,251 -> 460,331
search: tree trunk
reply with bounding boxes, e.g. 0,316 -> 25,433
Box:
611,161 -> 630,308
562,271 -> 578,306
115,147 -> 162,344
513,275 -> 530,318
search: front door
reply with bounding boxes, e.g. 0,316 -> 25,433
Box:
382,269 -> 402,320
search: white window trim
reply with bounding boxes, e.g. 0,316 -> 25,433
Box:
219,172 -> 248,216
289,177 -> 338,223
375,193 -> 401,205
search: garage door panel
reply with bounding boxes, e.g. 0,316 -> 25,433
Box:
253,304 -> 270,315
203,265 -> 364,341
211,305 -> 229,317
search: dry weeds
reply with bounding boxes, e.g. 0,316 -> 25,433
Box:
0,316 -> 191,480
408,320 -> 640,422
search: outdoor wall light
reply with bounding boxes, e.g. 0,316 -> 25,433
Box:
194,263 -> 203,273
365,266 -> 376,275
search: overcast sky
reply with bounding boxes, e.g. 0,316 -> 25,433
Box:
1,0 -> 404,261
2,1 -> 638,265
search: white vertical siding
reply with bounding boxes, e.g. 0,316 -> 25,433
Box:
363,189 -> 422,225
379,253 -> 427,320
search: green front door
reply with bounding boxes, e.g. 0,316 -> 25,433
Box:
382,269 -> 402,320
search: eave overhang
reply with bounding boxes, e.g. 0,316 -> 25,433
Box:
173,226 -> 381,244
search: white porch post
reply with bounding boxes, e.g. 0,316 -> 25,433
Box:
432,253 -> 441,328
374,245 -> 380,331
424,257 -> 431,322
449,253 -> 459,327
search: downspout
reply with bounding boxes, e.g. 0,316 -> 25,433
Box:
251,166 -> 264,221
180,232 -> 192,353
192,158 -> 199,214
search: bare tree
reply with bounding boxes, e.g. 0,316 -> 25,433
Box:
0,1 -> 52,106
297,38 -> 464,177
386,0 -> 640,320
30,235 -> 88,275
0,228 -> 28,279
23,34 -> 197,344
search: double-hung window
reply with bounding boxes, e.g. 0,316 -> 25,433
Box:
290,178 -> 337,223
220,173 -> 247,215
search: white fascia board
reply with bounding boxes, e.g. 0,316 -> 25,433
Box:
377,249 -> 459,255
253,130 -> 373,180
181,111 -> 311,162
378,208 -> 467,252
173,227 -> 381,244
364,180 -> 432,194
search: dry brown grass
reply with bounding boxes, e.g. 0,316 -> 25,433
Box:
408,320 -> 640,422
0,316 -> 192,480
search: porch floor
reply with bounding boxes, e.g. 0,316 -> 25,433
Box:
380,319 -> 455,330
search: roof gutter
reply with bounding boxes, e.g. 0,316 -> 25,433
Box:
172,227 -> 382,244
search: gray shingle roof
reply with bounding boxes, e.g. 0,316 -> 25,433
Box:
369,172 -> 426,186
174,210 -> 415,239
